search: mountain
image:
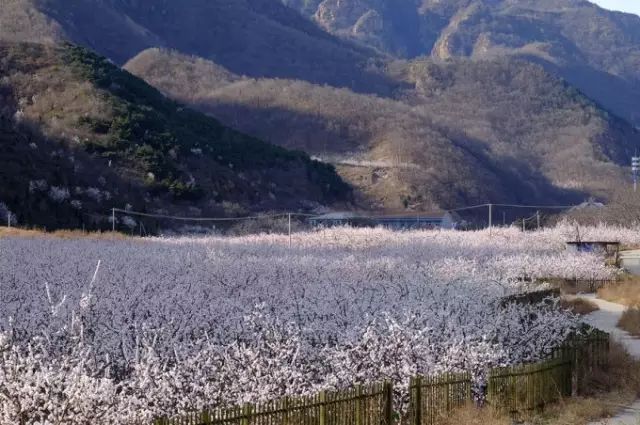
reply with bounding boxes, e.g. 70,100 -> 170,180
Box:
1,0 -> 640,217
125,48 -> 637,210
0,42 -> 349,230
0,0 -> 393,93
287,0 -> 640,127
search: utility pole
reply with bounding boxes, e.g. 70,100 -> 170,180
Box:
288,213 -> 292,249
633,156 -> 640,192
488,203 -> 493,234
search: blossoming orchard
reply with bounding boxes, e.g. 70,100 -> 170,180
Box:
0,224 -> 637,423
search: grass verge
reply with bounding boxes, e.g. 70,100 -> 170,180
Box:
444,342 -> 640,425
618,308 -> 640,337
440,404 -> 509,425
0,227 -> 131,240
560,297 -> 600,315
598,276 -> 640,307
532,340 -> 640,424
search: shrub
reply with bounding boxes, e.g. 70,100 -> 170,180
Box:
618,308 -> 640,337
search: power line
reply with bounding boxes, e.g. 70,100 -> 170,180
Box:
109,201 -> 578,231
447,202 -> 578,213
114,201 -> 577,222
448,203 -> 578,212
111,208 -> 315,222
490,203 -> 577,210
448,204 -> 490,212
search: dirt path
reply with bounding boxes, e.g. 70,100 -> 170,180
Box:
575,294 -> 640,424
578,294 -> 640,358
620,250 -> 640,276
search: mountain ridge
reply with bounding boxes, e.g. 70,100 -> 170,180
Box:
125,48 -> 637,210
1,0 -> 640,222
0,0 -> 394,93
287,0 -> 640,127
0,42 -> 350,230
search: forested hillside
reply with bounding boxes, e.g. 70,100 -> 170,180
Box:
126,48 -> 636,210
0,43 -> 349,229
287,0 -> 640,127
0,0 -> 392,93
1,0 -> 640,217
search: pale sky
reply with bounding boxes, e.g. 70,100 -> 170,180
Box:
590,0 -> 640,16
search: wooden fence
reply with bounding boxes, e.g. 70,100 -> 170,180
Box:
154,332 -> 609,425
409,372 -> 471,425
154,383 -> 393,425
487,357 -> 572,415
561,329 -> 610,392
551,278 -> 619,294
487,328 -> 609,417
500,288 -> 560,307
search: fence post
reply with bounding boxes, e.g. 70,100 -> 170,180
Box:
604,333 -> 610,369
200,409 -> 212,425
446,373 -> 451,413
413,377 -> 422,425
356,385 -> 363,425
487,369 -> 496,410
383,381 -> 393,425
571,341 -> 578,397
288,213 -> 292,249
319,390 -> 327,425
284,397 -> 290,425
112,208 -> 116,232
241,403 -> 252,425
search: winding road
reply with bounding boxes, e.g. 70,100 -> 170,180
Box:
576,294 -> 640,424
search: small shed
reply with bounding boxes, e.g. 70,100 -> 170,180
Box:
308,212 -> 370,228
566,241 -> 620,265
308,211 -> 460,230
370,212 -> 460,230
569,199 -> 605,212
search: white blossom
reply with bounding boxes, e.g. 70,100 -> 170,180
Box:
29,179 -> 48,193
86,187 -> 103,202
0,202 -> 16,226
13,109 -> 24,123
48,186 -> 70,203
0,224 -> 634,423
121,216 -> 137,229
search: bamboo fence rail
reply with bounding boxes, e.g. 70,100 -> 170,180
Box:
154,332 -> 609,425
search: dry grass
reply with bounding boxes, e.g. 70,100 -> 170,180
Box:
442,400 -> 621,425
621,244 -> 640,251
440,404 -> 510,425
598,277 -> 640,307
535,341 -> 640,424
560,297 -> 600,315
546,278 -> 600,296
0,227 -> 131,240
443,342 -> 640,425
528,392 -> 633,425
592,341 -> 640,395
618,308 -> 640,337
